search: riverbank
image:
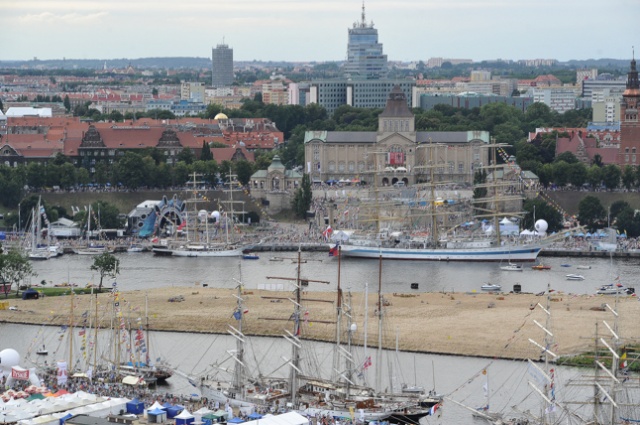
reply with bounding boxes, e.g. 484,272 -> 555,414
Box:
1,287 -> 638,361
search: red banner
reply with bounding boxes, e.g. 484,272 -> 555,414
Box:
11,367 -> 29,380
388,152 -> 405,166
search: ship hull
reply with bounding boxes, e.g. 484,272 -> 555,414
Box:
339,244 -> 541,262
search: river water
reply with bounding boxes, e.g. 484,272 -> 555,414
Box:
26,251 -> 638,295
3,252 -> 637,422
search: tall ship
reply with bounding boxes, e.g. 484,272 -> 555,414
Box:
336,140 -> 544,262
151,172 -> 248,257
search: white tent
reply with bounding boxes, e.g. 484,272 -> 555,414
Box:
238,412 -> 310,425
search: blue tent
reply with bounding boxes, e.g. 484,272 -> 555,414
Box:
59,413 -> 73,425
248,413 -> 263,420
147,407 -> 167,423
167,405 -> 184,418
126,398 -> 145,414
228,417 -> 245,424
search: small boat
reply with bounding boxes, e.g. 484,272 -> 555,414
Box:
500,263 -> 523,272
532,264 -> 551,270
576,265 -> 591,270
566,274 -> 585,281
242,254 -> 259,260
481,284 -> 501,291
36,345 -> 48,355
127,244 -> 145,253
560,264 -> 571,267
269,257 -> 284,262
597,283 -> 633,295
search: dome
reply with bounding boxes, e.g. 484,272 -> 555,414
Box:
214,113 -> 228,120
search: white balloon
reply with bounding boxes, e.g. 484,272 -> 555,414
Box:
0,348 -> 20,370
211,211 -> 221,221
535,219 -> 548,233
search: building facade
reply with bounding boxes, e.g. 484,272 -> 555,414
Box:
211,43 -> 234,88
343,3 -> 387,80
309,80 -> 415,115
304,86 -> 489,187
618,57 -> 640,166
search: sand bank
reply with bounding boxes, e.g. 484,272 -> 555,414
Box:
0,286 -> 638,360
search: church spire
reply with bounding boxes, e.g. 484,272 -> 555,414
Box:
627,47 -> 639,90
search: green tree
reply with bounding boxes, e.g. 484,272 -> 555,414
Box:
522,198 -> 563,233
567,162 -> 587,188
235,160 -> 254,186
601,164 -> 621,189
292,174 -> 313,219
0,248 -> 35,297
610,200 -> 631,223
177,148 -> 195,165
578,195 -> 606,228
115,152 -> 146,189
614,207 -> 640,237
586,165 -> 603,188
551,161 -> 570,187
200,140 -> 213,161
554,151 -> 579,164
91,200 -> 123,230
621,165 -> 636,190
63,95 -> 71,112
89,252 -> 120,292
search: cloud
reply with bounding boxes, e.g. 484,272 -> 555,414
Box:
18,11 -> 109,24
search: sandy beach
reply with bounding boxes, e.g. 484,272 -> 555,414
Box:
1,286 -> 638,360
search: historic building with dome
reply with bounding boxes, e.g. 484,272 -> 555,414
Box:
304,86 -> 490,187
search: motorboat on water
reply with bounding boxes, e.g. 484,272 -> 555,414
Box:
597,284 -> 634,295
566,274 -> 585,281
481,284 -> 502,291
576,265 -> 591,270
500,263 -> 523,271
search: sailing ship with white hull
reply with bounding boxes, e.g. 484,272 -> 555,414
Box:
334,87 -> 544,262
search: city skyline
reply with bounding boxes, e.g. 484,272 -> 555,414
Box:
3,0 -> 638,63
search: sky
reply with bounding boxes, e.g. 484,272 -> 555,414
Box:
2,0 -> 639,63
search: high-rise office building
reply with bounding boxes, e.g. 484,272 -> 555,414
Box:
343,3 -> 387,80
211,43 -> 234,88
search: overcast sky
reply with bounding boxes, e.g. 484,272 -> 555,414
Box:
3,0 -> 638,62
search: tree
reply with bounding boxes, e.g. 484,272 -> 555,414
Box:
63,95 -> 71,112
177,148 -> 195,165
91,200 -> 123,229
586,165 -> 603,188
601,164 -> 621,189
292,174 -> 313,219
115,152 -> 146,189
578,195 -> 606,229
0,248 -> 35,297
610,200 -> 631,223
234,160 -> 254,186
551,161 -> 570,187
90,252 -> 120,292
200,140 -> 213,161
614,207 -> 640,237
554,151 -> 579,164
621,165 -> 636,190
567,162 -> 587,188
522,199 -> 563,233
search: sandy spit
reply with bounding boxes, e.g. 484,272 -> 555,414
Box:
1,286 -> 638,360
